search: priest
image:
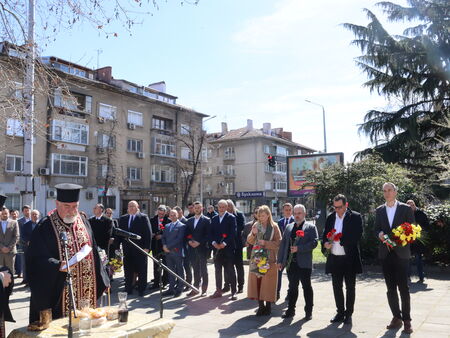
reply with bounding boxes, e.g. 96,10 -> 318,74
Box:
26,184 -> 109,324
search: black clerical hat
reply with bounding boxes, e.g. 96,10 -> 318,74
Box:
0,194 -> 6,209
55,183 -> 82,203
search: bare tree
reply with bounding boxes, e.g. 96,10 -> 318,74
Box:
176,123 -> 206,208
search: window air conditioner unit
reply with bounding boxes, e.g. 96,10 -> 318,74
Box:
39,168 -> 50,175
153,197 -> 159,202
137,152 -> 145,159
127,123 -> 136,130
98,116 -> 105,124
47,189 -> 56,198
97,147 -> 105,154
86,191 -> 94,200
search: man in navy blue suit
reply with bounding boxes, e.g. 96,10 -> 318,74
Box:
117,201 -> 152,297
209,199 -> 237,300
277,203 -> 294,300
185,201 -> 210,297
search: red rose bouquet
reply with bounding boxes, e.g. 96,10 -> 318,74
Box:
286,229 -> 305,271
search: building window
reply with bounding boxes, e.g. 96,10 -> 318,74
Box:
97,133 -> 116,149
4,194 -> 20,210
151,165 -> 175,183
224,147 -> 235,160
152,117 -> 173,132
274,181 -> 287,191
151,137 -> 175,157
265,181 -> 272,190
127,167 -> 142,181
263,145 -> 272,154
98,103 -> 117,120
180,124 -> 190,135
98,195 -> 116,209
97,164 -> 114,178
265,164 -> 275,173
6,118 -> 24,137
127,139 -> 143,153
52,120 -> 89,145
5,154 -> 23,172
54,88 -> 92,114
127,110 -> 143,126
224,165 -> 235,176
11,82 -> 24,100
276,146 -> 288,157
275,162 -> 287,173
225,182 -> 234,195
51,153 -> 88,176
180,147 -> 192,160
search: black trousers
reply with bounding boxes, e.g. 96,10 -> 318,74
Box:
287,262 -> 313,314
214,250 -> 236,293
329,255 -> 356,316
224,246 -> 244,289
190,248 -> 208,292
183,252 -> 193,285
152,242 -> 168,286
123,253 -> 147,293
381,252 -> 411,321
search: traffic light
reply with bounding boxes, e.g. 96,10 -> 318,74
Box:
267,155 -> 276,167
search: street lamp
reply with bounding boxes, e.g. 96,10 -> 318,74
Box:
200,115 -> 217,204
305,99 -> 327,153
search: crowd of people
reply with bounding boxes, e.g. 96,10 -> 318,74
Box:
0,181 -> 430,335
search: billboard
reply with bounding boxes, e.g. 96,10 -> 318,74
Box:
287,152 -> 344,197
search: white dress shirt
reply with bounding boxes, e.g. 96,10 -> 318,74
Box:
193,216 -> 201,229
385,200 -> 398,228
331,214 -> 346,256
1,221 -> 7,234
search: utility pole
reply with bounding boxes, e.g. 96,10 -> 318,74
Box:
23,0 -> 36,208
305,99 -> 327,153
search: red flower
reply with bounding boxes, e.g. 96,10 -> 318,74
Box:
296,230 -> 305,238
174,248 -> 179,252
253,245 -> 261,250
186,234 -> 193,239
326,231 -> 333,239
222,233 -> 227,238
160,226 -> 165,231
334,233 -> 343,241
331,229 -> 336,234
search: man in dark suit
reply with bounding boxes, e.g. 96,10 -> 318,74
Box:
185,201 -> 210,297
277,202 -> 295,300
209,199 -> 238,300
406,200 -> 430,283
225,199 -> 245,293
174,206 -> 191,291
21,210 -> 40,264
16,205 -> 31,279
89,204 -> 113,252
117,200 -> 152,297
161,209 -> 186,298
322,194 -> 363,325
149,205 -> 170,289
205,205 -> 217,219
376,182 -> 415,334
277,204 -> 318,320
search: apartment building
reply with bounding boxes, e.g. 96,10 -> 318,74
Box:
204,120 -> 315,218
0,42 -> 206,218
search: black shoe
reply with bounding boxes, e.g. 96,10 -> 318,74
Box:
417,278 -> 425,284
344,315 -> 352,325
237,287 -> 244,294
149,283 -> 159,290
173,291 -> 182,298
263,303 -> 271,316
162,290 -> 174,297
282,309 -> 295,319
304,313 -> 312,321
221,286 -> 230,293
276,292 -> 280,301
138,291 -> 144,297
284,295 -> 289,302
330,314 -> 345,323
256,306 -> 265,316
229,293 -> 237,301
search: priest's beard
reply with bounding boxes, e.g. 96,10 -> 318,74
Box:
63,215 -> 77,224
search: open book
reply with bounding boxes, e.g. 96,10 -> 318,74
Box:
60,245 -> 92,270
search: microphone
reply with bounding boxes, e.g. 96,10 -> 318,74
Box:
60,231 -> 68,244
113,227 -> 141,240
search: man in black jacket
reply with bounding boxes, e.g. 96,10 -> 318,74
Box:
89,204 -> 113,252
149,205 -> 170,289
322,194 -> 363,325
376,182 -> 415,334
185,201 -> 210,296
117,201 -> 152,297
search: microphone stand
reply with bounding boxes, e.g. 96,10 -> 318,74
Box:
123,238 -> 199,318
61,238 -> 77,338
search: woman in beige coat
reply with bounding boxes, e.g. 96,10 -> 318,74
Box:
247,205 -> 281,315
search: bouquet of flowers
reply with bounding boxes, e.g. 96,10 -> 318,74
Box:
158,219 -> 165,234
286,230 -> 305,271
249,244 -> 270,277
323,229 -> 343,256
392,222 -> 422,247
108,249 -> 124,275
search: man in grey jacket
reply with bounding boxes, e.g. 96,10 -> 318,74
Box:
277,204 -> 318,320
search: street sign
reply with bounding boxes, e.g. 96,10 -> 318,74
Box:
235,191 -> 265,198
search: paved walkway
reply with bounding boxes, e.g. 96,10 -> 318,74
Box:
6,263 -> 450,337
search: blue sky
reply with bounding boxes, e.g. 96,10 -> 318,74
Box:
41,0 -> 408,162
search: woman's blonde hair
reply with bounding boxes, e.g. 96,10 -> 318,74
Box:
257,205 -> 277,227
